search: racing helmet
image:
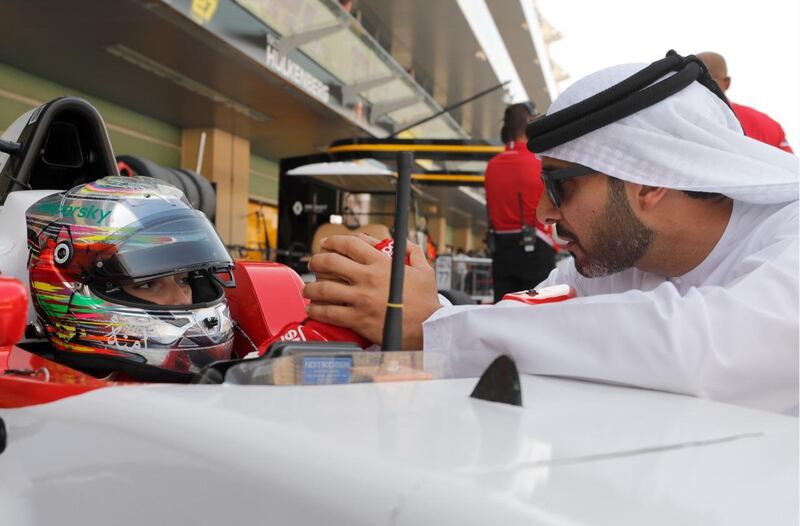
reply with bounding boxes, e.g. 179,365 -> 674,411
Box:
26,175 -> 235,381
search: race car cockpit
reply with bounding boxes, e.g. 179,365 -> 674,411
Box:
0,98 -> 123,359
0,98 -> 453,391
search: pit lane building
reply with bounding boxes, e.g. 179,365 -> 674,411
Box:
0,0 -> 560,257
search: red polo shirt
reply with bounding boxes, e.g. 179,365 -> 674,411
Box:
732,102 -> 793,153
484,141 -> 546,233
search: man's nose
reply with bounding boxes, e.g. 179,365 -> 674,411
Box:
537,191 -> 561,225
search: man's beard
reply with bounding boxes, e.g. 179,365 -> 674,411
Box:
574,181 -> 654,278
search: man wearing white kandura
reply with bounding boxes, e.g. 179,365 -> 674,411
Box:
303,51 -> 799,415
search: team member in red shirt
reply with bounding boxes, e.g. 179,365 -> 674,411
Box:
697,51 -> 793,153
484,103 -> 555,302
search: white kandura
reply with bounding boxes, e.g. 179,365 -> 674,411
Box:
423,62 -> 799,415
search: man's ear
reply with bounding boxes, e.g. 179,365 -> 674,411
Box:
630,184 -> 668,211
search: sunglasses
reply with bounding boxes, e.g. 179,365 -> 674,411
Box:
541,164 -> 598,208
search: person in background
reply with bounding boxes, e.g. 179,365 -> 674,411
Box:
484,103 -> 556,302
697,51 -> 793,153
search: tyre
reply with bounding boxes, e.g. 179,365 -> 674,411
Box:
180,168 -> 216,222
116,155 -> 186,196
171,168 -> 201,210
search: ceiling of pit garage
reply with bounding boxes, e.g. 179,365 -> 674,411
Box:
0,0 -> 553,160
0,0 -> 373,160
351,0 -> 554,137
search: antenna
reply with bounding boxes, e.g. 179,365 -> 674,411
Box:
389,81 -> 509,137
381,151 -> 413,350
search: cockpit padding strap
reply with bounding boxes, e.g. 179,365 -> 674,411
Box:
526,51 -> 732,153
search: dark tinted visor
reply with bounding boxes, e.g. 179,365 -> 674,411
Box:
95,209 -> 232,281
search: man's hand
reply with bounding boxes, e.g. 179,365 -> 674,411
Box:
303,234 -> 441,349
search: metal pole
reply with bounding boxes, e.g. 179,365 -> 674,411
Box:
389,81 -> 509,137
195,131 -> 207,175
381,151 -> 413,351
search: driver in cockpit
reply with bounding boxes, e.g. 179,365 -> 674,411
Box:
25,175 -> 235,382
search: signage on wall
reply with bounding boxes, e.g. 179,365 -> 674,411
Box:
190,0 -> 219,24
265,35 -> 330,104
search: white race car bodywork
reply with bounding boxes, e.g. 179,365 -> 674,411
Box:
1,374 -> 796,525
0,190 -> 61,323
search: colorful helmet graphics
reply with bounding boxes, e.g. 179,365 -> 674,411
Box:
26,176 -> 234,380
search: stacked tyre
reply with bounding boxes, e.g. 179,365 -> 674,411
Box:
116,155 -> 216,222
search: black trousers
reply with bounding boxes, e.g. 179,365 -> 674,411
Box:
491,235 -> 555,303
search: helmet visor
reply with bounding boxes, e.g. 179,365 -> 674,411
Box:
96,209 -> 232,282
